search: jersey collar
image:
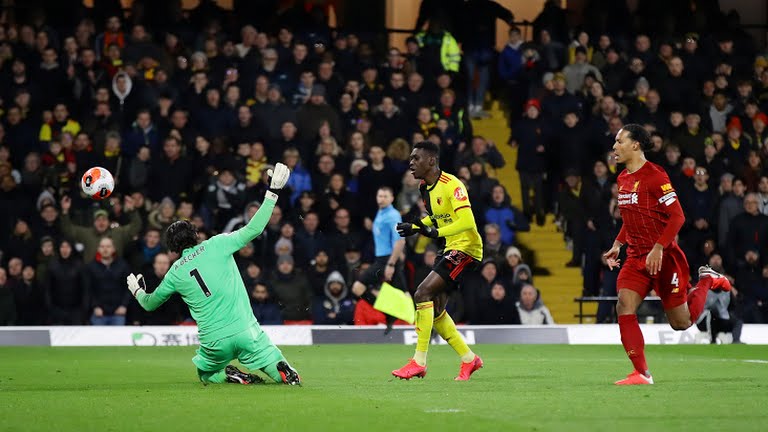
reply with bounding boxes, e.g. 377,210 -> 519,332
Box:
426,170 -> 443,192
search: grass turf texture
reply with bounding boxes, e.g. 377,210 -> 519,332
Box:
1,344 -> 767,432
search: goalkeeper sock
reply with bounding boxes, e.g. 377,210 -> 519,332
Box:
687,277 -> 713,324
261,362 -> 284,383
433,310 -> 475,363
413,301 -> 434,366
198,368 -> 227,384
618,314 -> 649,377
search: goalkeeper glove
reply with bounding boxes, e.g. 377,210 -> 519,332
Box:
127,273 -> 146,297
266,162 -> 291,201
413,219 -> 439,239
267,163 -> 290,189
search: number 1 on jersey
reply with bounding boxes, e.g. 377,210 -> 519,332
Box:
190,268 -> 212,297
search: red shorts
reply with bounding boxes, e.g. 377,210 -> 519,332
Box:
616,244 -> 690,310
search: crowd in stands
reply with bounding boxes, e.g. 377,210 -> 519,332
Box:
0,0 -> 765,328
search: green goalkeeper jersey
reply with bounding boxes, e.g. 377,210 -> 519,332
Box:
135,195 -> 276,344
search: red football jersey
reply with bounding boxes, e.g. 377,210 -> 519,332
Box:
616,161 -> 684,257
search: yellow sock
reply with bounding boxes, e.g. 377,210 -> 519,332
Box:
413,301 -> 434,366
433,310 -> 475,363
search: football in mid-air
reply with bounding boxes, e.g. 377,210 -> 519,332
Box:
81,167 -> 115,200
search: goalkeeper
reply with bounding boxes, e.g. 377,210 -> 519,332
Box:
127,163 -> 301,386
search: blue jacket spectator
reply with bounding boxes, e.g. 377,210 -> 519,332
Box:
250,282 -> 283,325
485,185 -> 529,245
122,109 -> 160,157
498,28 -> 524,82
194,88 -> 235,139
282,148 -> 313,204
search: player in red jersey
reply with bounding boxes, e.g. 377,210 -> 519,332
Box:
603,124 -> 731,385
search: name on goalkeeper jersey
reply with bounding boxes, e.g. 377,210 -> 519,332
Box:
174,245 -> 206,270
617,192 -> 638,205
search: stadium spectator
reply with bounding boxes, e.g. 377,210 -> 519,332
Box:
0,268 -> 15,325
251,282 -> 283,325
0,0 -> 766,329
463,258 -> 499,323
516,284 -> 555,325
205,167 -> 246,231
43,239 -> 85,325
477,281 -> 520,324
726,193 -> 768,269
127,228 -> 163,270
129,252 -> 185,325
312,271 -> 355,325
59,195 -> 142,263
269,254 -> 312,323
485,184 -> 528,248
83,237 -> 131,326
511,99 -> 547,226
718,176 -> 746,249
123,109 -> 160,157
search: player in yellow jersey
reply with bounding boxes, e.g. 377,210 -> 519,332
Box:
392,141 -> 484,381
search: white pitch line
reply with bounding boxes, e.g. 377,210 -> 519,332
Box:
424,409 -> 465,413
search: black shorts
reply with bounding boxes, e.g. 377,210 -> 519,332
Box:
359,256 -> 406,291
433,250 -> 480,290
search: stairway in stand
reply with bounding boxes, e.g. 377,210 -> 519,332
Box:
471,103 -> 591,323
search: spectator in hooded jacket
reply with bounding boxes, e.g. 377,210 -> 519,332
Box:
516,283 -> 555,324
312,270 -> 355,325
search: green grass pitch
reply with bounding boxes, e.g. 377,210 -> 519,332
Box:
1,344 -> 767,432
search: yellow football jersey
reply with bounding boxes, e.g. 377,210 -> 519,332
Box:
420,171 -> 483,260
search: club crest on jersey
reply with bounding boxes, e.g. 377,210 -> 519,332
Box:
632,181 -> 640,192
453,187 -> 467,201
437,197 -> 443,205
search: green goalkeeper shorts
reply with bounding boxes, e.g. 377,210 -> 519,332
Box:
192,323 -> 285,372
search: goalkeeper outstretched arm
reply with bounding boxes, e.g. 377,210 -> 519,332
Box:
127,163 -> 292,309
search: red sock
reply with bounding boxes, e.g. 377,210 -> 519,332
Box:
618,314 -> 648,376
688,277 -> 713,323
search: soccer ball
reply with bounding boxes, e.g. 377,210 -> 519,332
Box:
81,167 -> 115,200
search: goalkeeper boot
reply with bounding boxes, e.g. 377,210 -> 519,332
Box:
697,265 -> 731,291
614,370 -> 654,385
225,365 -> 264,385
392,359 -> 427,380
454,355 -> 484,381
277,361 -> 301,385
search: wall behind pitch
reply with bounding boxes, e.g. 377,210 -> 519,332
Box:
1,325 -> 767,346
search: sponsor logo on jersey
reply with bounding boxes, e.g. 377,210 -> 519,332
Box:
617,192 -> 638,205
454,187 -> 468,201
